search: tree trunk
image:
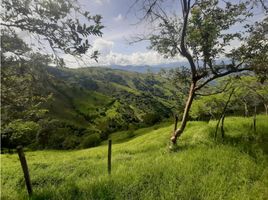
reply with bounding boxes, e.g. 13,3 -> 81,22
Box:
214,89 -> 235,139
173,114 -> 178,133
244,102 -> 249,117
171,82 -> 196,145
214,116 -> 221,139
264,104 -> 268,115
220,114 -> 226,139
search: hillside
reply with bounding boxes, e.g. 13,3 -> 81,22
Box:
45,66 -> 177,125
1,115 -> 268,200
1,66 -> 180,150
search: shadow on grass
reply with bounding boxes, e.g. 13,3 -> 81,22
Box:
212,132 -> 268,159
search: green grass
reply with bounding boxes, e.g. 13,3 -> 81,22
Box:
73,91 -> 112,116
1,115 -> 268,200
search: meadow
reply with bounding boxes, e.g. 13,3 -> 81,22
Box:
1,115 -> 268,200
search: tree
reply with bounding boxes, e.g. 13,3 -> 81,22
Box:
134,0 -> 267,147
232,17 -> 268,83
237,77 -> 268,115
1,0 -> 104,62
1,31 -> 53,124
1,0 -> 104,123
1,0 -> 104,148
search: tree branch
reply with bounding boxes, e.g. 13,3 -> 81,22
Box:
195,62 -> 250,91
195,80 -> 232,96
179,0 -> 197,80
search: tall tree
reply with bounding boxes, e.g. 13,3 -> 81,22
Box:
134,0 -> 267,147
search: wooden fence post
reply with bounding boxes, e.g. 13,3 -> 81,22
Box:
108,139 -> 112,175
253,105 -> 257,134
17,146 -> 33,196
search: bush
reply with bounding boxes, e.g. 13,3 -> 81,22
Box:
142,113 -> 161,126
80,133 -> 101,148
126,130 -> 135,138
63,136 -> 80,149
2,120 -> 40,148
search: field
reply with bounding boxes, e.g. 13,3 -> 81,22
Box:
1,115 -> 268,200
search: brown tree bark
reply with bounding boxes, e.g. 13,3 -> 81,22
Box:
173,114 -> 179,133
171,82 -> 196,144
214,89 -> 235,139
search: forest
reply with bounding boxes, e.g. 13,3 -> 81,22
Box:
1,0 -> 268,199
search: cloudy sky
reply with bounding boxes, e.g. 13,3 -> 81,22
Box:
63,0 -> 185,68
18,0 -> 264,68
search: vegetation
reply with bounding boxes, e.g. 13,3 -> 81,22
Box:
1,0 -> 103,61
1,66 -> 180,150
1,115 -> 268,199
190,76 -> 268,120
136,0 -> 268,146
1,0 -> 268,199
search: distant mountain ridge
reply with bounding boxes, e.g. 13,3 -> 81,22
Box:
102,61 -> 189,73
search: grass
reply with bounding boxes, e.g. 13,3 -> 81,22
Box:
73,91 -> 112,117
1,115 -> 268,200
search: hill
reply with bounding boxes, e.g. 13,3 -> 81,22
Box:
107,62 -> 188,73
1,66 -> 179,149
1,115 -> 268,199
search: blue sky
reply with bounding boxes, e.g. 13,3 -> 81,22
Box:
63,0 -> 185,67
13,0 -> 266,67
18,0 -> 261,68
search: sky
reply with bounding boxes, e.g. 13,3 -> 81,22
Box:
62,0 -> 185,68
14,0 -> 266,68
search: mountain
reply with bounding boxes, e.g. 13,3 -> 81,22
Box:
105,61 -> 189,73
1,66 -> 179,149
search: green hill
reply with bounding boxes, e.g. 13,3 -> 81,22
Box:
1,115 -> 268,200
1,66 -> 180,149
43,67 -> 178,127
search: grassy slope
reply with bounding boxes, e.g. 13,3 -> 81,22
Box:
42,67 -> 177,129
1,115 -> 268,200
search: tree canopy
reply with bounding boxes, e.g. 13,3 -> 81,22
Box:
135,0 -> 268,146
1,0 -> 104,62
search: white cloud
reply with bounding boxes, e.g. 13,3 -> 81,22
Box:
61,37 -> 186,68
92,38 -> 114,55
113,14 -> 123,22
94,0 -> 110,5
63,49 -> 185,68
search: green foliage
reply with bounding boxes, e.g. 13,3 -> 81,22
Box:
1,0 -> 103,58
1,65 -> 179,149
62,135 -> 80,150
142,113 -> 161,126
1,116 -> 268,200
191,76 -> 268,119
143,0 -> 266,140
1,120 -> 39,148
80,133 -> 101,148
126,130 -> 135,139
187,0 -> 250,62
232,17 -> 268,82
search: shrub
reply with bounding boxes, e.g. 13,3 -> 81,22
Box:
126,130 -> 135,138
2,120 -> 40,148
80,133 -> 101,148
63,136 -> 80,149
142,113 -> 161,126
